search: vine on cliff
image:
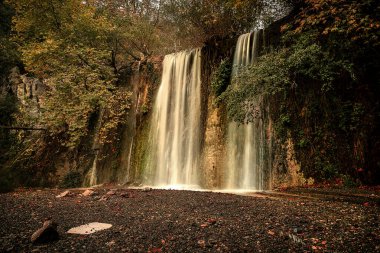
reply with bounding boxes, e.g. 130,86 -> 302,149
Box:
211,58 -> 232,102
222,1 -> 380,184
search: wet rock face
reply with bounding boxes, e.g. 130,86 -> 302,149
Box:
7,66 -> 49,118
31,220 -> 59,244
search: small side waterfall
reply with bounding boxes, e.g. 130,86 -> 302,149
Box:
144,49 -> 202,189
232,31 -> 259,72
89,151 -> 98,186
226,31 -> 266,190
85,108 -> 105,187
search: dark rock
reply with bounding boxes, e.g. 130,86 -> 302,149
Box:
31,220 -> 59,244
120,192 -> 130,198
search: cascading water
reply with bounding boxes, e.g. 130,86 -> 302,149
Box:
232,32 -> 259,73
226,31 -> 266,190
89,151 -> 98,186
144,49 -> 202,189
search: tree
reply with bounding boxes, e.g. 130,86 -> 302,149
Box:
8,0 -> 131,147
0,0 -> 19,82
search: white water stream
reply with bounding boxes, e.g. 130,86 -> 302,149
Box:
144,49 -> 202,189
226,31 -> 265,190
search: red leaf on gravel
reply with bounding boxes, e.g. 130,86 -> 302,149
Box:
311,238 -> 319,243
363,202 -> 369,206
207,218 -> 217,224
148,247 -> 162,253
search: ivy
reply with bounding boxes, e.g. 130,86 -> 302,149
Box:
225,31 -> 357,123
223,17 -> 379,182
211,58 -> 232,100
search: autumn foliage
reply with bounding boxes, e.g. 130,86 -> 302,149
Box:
291,0 -> 380,45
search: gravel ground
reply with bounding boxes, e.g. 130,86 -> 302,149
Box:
0,187 -> 379,252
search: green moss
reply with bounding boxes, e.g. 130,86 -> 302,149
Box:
141,104 -> 149,115
341,174 -> 359,188
297,138 -> 309,149
131,116 -> 152,183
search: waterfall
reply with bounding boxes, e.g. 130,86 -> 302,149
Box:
226,31 -> 266,190
85,107 -> 104,187
144,49 -> 202,189
89,151 -> 98,186
232,31 -> 259,73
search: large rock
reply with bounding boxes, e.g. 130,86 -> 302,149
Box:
31,220 -> 59,244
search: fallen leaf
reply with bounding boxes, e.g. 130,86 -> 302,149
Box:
207,218 -> 217,224
357,168 -> 364,172
148,247 -> 162,253
106,240 -> 115,247
311,238 -> 319,243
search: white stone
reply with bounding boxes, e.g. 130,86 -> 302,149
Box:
67,222 -> 112,235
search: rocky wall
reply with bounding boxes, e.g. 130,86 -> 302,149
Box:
198,19 -> 306,190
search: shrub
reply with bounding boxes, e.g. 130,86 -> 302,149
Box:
60,171 -> 82,188
211,58 -> 232,99
0,178 -> 13,193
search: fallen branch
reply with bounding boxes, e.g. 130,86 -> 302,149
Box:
0,126 -> 47,131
